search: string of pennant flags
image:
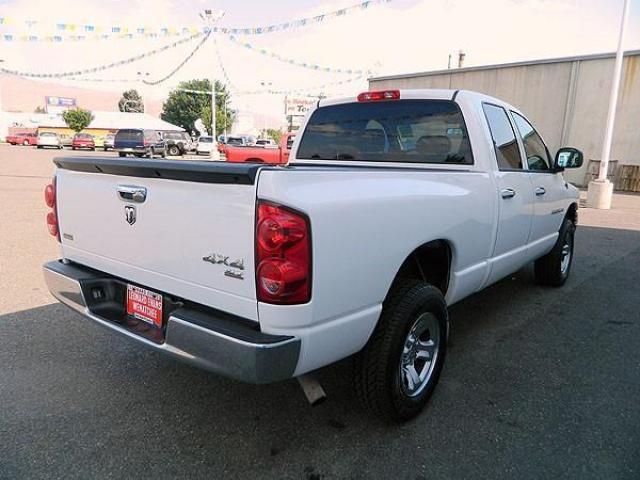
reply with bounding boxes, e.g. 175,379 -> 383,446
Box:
59,72 -> 364,97
0,27 -> 199,43
141,31 -> 211,86
0,32 -> 203,78
0,0 -> 392,42
225,35 -> 371,75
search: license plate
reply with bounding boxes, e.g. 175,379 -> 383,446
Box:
126,284 -> 163,328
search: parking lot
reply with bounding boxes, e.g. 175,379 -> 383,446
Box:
1,144 -> 639,479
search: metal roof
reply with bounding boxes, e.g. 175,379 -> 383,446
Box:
5,111 -> 184,131
369,49 -> 640,82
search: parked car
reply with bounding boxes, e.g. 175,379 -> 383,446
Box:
255,138 -> 277,148
114,129 -> 166,158
71,133 -> 95,151
195,135 -> 216,155
43,89 -> 584,422
163,131 -> 194,156
8,132 -> 37,146
225,133 -> 295,164
103,134 -> 115,151
37,132 -> 63,149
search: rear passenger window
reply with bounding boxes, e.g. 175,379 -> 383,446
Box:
482,104 -> 522,170
296,100 -> 473,164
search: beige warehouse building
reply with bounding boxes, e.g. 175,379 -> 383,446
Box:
369,50 -> 640,190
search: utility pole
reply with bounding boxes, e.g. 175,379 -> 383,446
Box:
201,8 -> 225,160
586,0 -> 630,209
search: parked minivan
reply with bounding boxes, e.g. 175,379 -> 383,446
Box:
114,129 -> 166,158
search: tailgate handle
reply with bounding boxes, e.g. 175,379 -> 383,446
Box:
117,185 -> 147,203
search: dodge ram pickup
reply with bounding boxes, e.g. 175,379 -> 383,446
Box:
44,89 -> 583,422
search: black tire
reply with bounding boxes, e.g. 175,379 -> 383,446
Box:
37,146 -> 42,149
534,218 -> 575,287
72,146 -> 76,150
118,152 -> 126,157
354,280 -> 449,423
23,140 -> 30,146
168,145 -> 180,156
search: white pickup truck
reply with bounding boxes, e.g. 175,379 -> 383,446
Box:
44,89 -> 583,422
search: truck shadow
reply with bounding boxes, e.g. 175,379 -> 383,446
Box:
2,224 -> 639,478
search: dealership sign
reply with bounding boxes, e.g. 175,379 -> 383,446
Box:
284,97 -> 316,116
45,96 -> 76,114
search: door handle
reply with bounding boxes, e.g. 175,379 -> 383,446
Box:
535,187 -> 546,196
500,188 -> 516,199
117,185 -> 147,203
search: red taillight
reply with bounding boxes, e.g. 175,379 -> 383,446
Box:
46,211 -> 59,237
44,183 -> 56,208
44,177 -> 60,241
357,90 -> 400,102
256,201 -> 311,304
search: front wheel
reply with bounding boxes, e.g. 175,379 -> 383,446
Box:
534,217 -> 575,286
354,280 -> 448,422
168,145 -> 180,156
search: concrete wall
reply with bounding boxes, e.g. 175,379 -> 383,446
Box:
370,52 -> 640,186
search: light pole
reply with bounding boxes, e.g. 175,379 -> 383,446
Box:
586,0 -> 631,209
201,8 -> 225,160
259,81 -> 273,138
137,71 -> 150,114
0,59 -> 4,114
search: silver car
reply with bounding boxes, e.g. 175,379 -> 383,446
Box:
37,132 -> 63,149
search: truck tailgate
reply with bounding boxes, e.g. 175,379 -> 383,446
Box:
54,157 -> 263,321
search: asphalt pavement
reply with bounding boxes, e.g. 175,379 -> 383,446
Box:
1,144 -> 638,479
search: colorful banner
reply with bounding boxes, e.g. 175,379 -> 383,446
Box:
0,32 -> 203,78
0,0 -> 392,41
226,35 -> 372,75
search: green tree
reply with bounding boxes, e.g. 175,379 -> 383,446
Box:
118,89 -> 144,113
266,128 -> 284,142
62,108 -> 94,133
161,79 -> 233,136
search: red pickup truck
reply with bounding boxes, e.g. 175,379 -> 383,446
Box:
224,133 -> 295,164
7,132 -> 38,146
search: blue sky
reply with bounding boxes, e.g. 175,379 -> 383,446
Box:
1,0 -> 639,116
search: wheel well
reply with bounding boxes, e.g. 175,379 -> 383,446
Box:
391,240 -> 452,296
566,202 -> 578,224
246,158 -> 264,163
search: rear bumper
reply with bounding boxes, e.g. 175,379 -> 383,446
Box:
43,260 -> 301,384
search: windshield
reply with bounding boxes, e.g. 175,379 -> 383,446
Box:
115,130 -> 143,141
198,136 -> 213,143
296,100 -> 473,164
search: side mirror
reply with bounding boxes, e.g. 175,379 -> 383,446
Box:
555,147 -> 583,171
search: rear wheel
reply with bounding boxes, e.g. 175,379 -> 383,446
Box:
534,218 -> 575,287
354,280 -> 448,422
168,145 -> 180,156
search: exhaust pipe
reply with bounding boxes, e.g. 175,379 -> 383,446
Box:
297,374 -> 327,406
